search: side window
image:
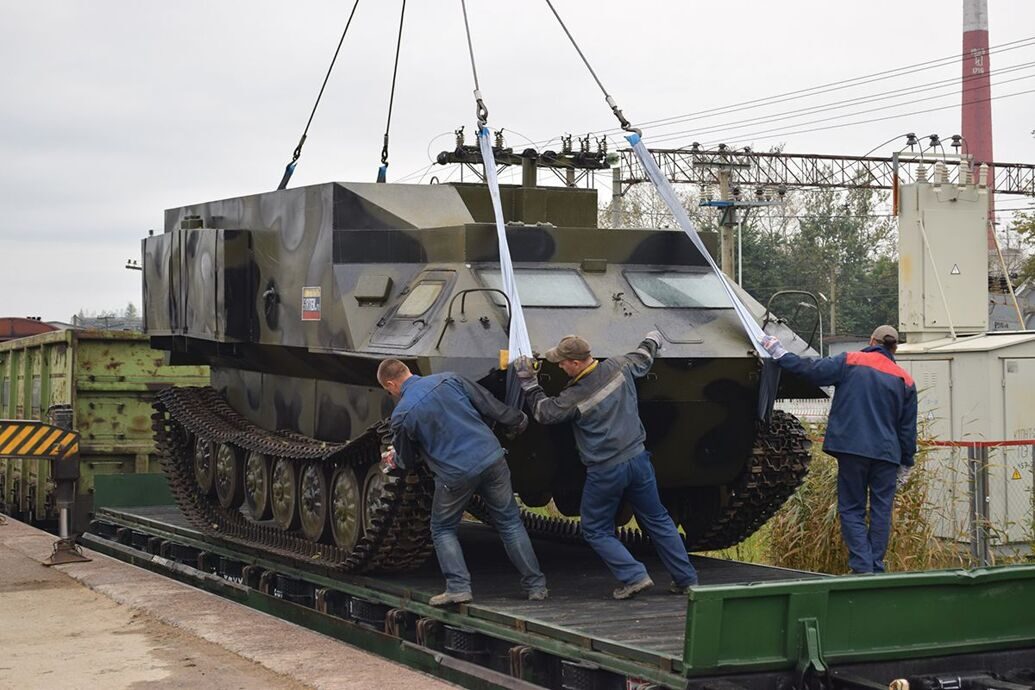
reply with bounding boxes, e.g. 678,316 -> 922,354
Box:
478,268 -> 598,307
624,270 -> 731,308
370,271 -> 454,349
397,281 -> 445,318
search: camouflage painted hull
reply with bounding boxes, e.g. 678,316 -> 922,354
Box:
142,181 -> 818,567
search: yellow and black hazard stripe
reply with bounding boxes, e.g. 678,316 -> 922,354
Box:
0,421 -> 79,460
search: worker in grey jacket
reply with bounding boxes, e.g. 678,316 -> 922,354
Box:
515,333 -> 698,599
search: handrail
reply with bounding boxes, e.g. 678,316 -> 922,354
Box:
435,288 -> 511,349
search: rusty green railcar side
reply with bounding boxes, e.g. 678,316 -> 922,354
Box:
0,329 -> 208,529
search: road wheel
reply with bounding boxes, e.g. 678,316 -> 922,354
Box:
244,451 -> 273,521
330,466 -> 362,551
193,437 -> 216,495
298,462 -> 330,542
214,444 -> 245,510
271,458 -> 300,531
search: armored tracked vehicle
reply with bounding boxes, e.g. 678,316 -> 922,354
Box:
143,177 -> 818,572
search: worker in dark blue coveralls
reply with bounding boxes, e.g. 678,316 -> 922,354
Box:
762,325 -> 918,574
514,333 -> 698,599
377,359 -> 548,606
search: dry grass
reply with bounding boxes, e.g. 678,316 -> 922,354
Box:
763,437 -> 970,574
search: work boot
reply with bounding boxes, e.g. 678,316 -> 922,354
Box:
612,576 -> 654,600
527,589 -> 549,601
668,580 -> 698,595
429,591 -> 473,607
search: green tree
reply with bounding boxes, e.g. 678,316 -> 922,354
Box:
1008,210 -> 1035,285
599,178 -> 899,343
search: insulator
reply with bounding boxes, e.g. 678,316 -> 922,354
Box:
562,134 -> 572,154
978,163 -> 990,188
933,161 -> 947,186
494,128 -> 505,149
958,159 -> 971,186
455,126 -> 465,148
916,163 -> 928,183
596,137 -> 607,155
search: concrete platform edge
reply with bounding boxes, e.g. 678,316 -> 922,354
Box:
0,517 -> 455,690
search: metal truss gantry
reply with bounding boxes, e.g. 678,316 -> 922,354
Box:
618,147 -> 1035,197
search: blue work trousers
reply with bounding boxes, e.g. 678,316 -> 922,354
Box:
580,451 -> 697,586
430,458 -> 546,594
836,454 -> 899,574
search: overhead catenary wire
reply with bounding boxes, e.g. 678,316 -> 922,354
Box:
523,35 -> 1035,148
598,62 -> 1035,150
641,62 -> 1035,146
516,36 -> 1035,155
378,0 -> 408,183
277,0 -> 362,190
695,87 -> 1035,150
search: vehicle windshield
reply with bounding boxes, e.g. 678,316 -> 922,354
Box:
625,270 -> 731,308
479,268 -> 597,307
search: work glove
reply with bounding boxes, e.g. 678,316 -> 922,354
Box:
644,330 -> 664,351
761,335 -> 787,360
513,356 -> 539,390
504,412 -> 529,440
380,446 -> 398,474
896,465 -> 911,490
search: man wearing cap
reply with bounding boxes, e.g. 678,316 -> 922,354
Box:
761,325 -> 918,574
514,333 -> 698,599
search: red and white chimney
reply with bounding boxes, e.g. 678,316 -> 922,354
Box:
962,0 -> 995,247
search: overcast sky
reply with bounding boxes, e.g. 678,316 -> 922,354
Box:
2,1 -> 1034,321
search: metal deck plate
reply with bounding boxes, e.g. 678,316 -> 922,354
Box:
98,505 -> 821,665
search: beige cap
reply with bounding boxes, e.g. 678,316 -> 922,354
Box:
544,335 -> 592,363
870,325 -> 899,343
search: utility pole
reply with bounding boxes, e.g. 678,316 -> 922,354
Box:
717,170 -> 735,279
611,167 -> 623,228
828,268 -> 837,337
700,193 -> 782,284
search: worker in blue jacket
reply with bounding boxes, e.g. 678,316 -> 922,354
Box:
762,325 -> 918,574
378,358 -> 547,606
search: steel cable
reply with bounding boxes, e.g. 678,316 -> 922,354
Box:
378,0 -> 407,182
277,0 -> 362,190
458,0 -> 488,125
543,0 -> 638,134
